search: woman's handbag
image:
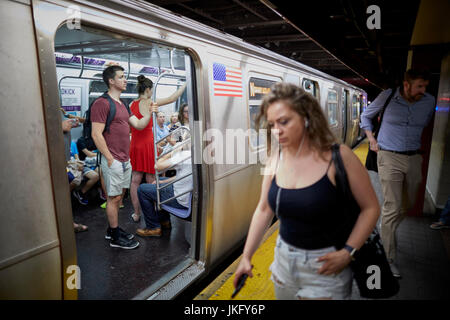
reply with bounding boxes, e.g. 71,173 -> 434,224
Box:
332,144 -> 400,299
364,88 -> 396,172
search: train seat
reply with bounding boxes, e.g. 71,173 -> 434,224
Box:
160,193 -> 192,220
161,193 -> 192,245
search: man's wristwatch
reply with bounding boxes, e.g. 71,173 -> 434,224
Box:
344,244 -> 357,260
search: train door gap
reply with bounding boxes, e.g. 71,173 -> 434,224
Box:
54,24 -> 197,299
342,89 -> 349,143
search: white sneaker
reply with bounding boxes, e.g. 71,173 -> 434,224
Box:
389,260 -> 401,278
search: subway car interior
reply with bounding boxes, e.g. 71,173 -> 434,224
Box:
56,24 -> 194,299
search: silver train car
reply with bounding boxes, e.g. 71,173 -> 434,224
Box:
0,0 -> 367,299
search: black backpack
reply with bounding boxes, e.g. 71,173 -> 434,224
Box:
82,92 -> 131,150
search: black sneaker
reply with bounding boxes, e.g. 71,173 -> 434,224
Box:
109,235 -> 139,250
105,227 -> 134,240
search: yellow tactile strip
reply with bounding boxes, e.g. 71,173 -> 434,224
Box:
195,140 -> 369,300
195,222 -> 279,300
353,139 -> 369,164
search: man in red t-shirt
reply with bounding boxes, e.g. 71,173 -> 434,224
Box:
91,65 -> 157,250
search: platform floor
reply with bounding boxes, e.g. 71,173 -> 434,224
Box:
195,140 -> 450,300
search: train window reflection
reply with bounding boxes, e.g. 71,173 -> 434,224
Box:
248,76 -> 278,148
327,90 -> 338,126
352,95 -> 359,119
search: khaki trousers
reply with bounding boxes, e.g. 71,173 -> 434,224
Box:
377,150 -> 422,261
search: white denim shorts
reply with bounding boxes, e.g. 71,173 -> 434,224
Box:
100,158 -> 131,197
270,236 -> 353,300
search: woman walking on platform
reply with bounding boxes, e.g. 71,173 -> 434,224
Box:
233,83 -> 379,300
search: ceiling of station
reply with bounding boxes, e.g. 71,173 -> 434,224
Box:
146,0 -> 421,98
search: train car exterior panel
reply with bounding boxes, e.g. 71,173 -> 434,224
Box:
0,0 -> 64,299
0,248 -> 61,299
210,166 -> 263,265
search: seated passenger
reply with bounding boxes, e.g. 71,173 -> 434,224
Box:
156,112 -> 170,142
70,140 -> 100,205
156,112 -> 176,153
171,103 -> 190,143
136,143 -> 192,237
62,118 -> 87,233
67,162 -> 87,232
77,136 -> 107,200
168,112 -> 180,132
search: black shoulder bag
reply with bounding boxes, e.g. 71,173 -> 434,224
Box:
365,88 -> 396,172
332,144 -> 399,299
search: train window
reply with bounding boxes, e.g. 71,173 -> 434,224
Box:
302,78 -> 318,98
248,76 -> 279,148
352,95 -> 359,119
361,95 -> 367,113
53,23 -> 195,299
327,90 -> 338,126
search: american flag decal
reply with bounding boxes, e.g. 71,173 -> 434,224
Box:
213,63 -> 243,97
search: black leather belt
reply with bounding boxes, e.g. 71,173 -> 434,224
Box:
380,148 -> 422,156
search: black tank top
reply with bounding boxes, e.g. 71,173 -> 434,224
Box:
268,158 -> 342,249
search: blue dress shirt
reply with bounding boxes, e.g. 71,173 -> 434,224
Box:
360,87 -> 435,151
156,124 -> 170,142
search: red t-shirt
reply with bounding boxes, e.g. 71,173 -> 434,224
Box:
90,97 -> 132,162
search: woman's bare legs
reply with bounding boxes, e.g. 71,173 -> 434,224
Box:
131,171 -> 144,220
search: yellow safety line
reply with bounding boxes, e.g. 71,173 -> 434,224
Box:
353,139 -> 369,164
195,222 -> 279,300
195,140 -> 369,300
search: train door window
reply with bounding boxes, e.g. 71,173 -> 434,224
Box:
361,94 -> 367,113
302,78 -> 318,99
54,24 -> 195,299
341,89 -> 349,142
327,90 -> 338,126
248,75 -> 280,148
351,94 -> 359,119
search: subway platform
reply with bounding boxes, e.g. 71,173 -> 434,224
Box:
195,140 -> 450,300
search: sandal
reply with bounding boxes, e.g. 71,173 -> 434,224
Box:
430,221 -> 450,230
74,223 -> 88,233
131,213 -> 141,223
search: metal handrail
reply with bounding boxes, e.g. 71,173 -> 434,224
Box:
157,137 -> 191,160
155,125 -> 189,144
153,135 -> 191,210
152,73 -> 186,101
78,54 -> 85,77
169,48 -> 176,74
157,172 -> 193,191
160,188 -> 193,206
151,72 -> 187,210
156,149 -> 191,173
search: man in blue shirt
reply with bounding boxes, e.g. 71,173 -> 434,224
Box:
360,69 -> 435,278
156,112 -> 170,142
155,112 -> 176,154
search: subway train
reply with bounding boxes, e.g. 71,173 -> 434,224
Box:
0,0 -> 367,299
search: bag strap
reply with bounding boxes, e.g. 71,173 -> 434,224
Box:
331,144 -> 348,197
331,143 -> 357,229
121,98 -> 131,115
320,144 -> 347,249
101,92 -> 116,134
373,87 -> 396,138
